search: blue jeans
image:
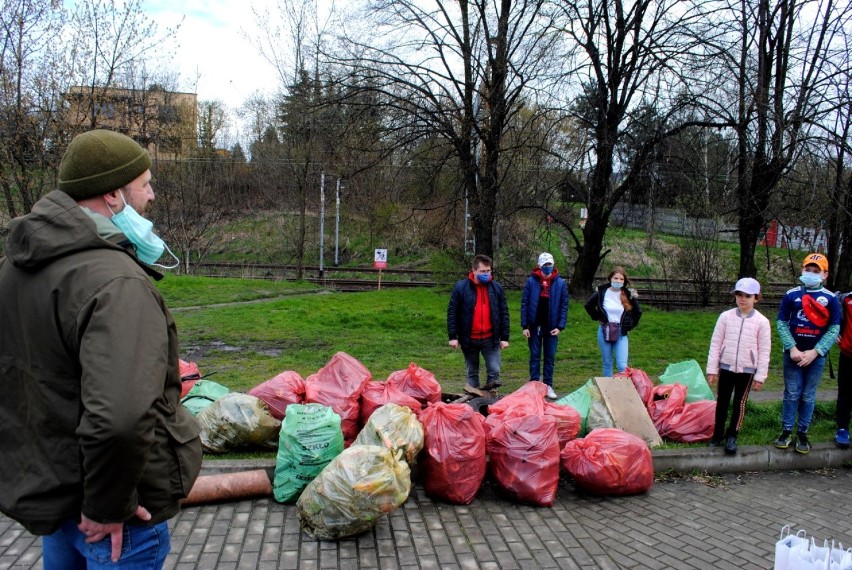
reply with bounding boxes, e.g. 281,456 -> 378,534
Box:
781,351 -> 826,433
597,325 -> 628,377
528,326 -> 559,386
462,339 -> 501,388
42,519 -> 170,569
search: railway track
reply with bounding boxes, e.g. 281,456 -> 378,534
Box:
192,261 -> 789,309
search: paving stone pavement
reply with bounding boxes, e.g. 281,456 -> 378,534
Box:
2,468 -> 851,569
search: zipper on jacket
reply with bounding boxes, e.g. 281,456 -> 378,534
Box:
733,312 -> 745,372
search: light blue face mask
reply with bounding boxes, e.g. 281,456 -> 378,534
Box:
108,192 -> 179,269
799,272 -> 822,289
610,281 -> 624,289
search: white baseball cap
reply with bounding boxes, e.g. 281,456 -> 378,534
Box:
731,277 -> 760,295
538,252 -> 554,267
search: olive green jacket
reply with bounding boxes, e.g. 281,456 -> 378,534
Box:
0,190 -> 201,535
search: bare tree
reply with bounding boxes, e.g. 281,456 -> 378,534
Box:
551,0 -> 726,294
332,0 -> 561,259
720,0 -> 850,277
0,0 -> 66,218
67,0 -> 179,130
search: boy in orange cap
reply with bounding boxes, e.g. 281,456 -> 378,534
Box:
775,253 -> 841,453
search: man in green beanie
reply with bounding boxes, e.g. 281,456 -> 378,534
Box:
0,129 -> 201,568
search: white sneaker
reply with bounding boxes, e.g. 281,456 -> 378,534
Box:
546,385 -> 557,399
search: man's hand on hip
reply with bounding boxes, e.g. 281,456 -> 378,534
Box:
78,505 -> 151,562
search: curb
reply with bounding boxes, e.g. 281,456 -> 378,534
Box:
652,443 -> 852,474
199,444 -> 852,478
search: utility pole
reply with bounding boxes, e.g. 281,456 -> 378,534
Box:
319,171 -> 325,278
334,178 -> 342,266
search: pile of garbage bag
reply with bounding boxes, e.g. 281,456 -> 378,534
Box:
555,362 -> 716,443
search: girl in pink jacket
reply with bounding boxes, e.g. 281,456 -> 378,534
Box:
706,277 -> 772,455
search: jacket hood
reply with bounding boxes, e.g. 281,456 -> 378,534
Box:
533,267 -> 558,280
5,190 -> 136,272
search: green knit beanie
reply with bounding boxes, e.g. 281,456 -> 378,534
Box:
58,130 -> 152,200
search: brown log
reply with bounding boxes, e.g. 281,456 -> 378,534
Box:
181,469 -> 273,506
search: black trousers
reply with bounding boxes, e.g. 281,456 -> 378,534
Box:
838,353 -> 852,430
713,369 -> 754,439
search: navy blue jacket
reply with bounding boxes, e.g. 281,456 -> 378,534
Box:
447,277 -> 510,348
520,272 -> 569,330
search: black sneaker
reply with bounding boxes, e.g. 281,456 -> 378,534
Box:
795,433 -> 811,454
774,431 -> 793,449
707,438 -> 723,448
724,436 -> 738,455
482,380 -> 502,391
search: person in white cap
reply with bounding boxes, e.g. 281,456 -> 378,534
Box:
706,277 -> 771,455
521,252 -> 569,399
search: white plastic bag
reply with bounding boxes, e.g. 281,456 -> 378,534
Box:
829,543 -> 852,570
775,526 -> 809,570
788,538 -> 831,570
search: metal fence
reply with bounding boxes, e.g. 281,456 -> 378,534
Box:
192,261 -> 794,310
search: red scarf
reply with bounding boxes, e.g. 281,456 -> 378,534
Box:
468,273 -> 493,339
533,267 -> 558,298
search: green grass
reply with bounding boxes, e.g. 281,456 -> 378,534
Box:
159,276 -> 843,449
155,274 -> 319,308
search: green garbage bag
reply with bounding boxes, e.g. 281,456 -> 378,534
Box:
554,379 -> 598,436
659,359 -> 715,403
181,379 -> 230,415
274,403 -> 344,503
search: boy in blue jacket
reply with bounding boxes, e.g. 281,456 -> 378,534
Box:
520,253 -> 569,399
775,253 -> 841,454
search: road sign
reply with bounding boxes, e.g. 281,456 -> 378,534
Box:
374,248 -> 388,269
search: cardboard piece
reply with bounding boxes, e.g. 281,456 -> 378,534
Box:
593,376 -> 663,448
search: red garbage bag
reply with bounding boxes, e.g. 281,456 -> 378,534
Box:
359,381 -> 423,426
247,370 -> 306,420
305,352 -> 371,444
657,400 -> 717,442
647,383 -> 687,433
419,402 -> 487,504
560,428 -> 653,496
543,402 -> 582,448
179,359 -> 201,398
484,381 -> 547,434
386,363 -> 442,406
487,414 -> 560,507
615,367 -> 654,406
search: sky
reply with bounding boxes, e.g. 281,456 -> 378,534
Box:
144,0 -> 282,111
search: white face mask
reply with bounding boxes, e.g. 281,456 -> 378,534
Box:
107,192 -> 179,269
799,272 -> 822,289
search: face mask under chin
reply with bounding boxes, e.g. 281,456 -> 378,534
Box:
106,192 -> 179,268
